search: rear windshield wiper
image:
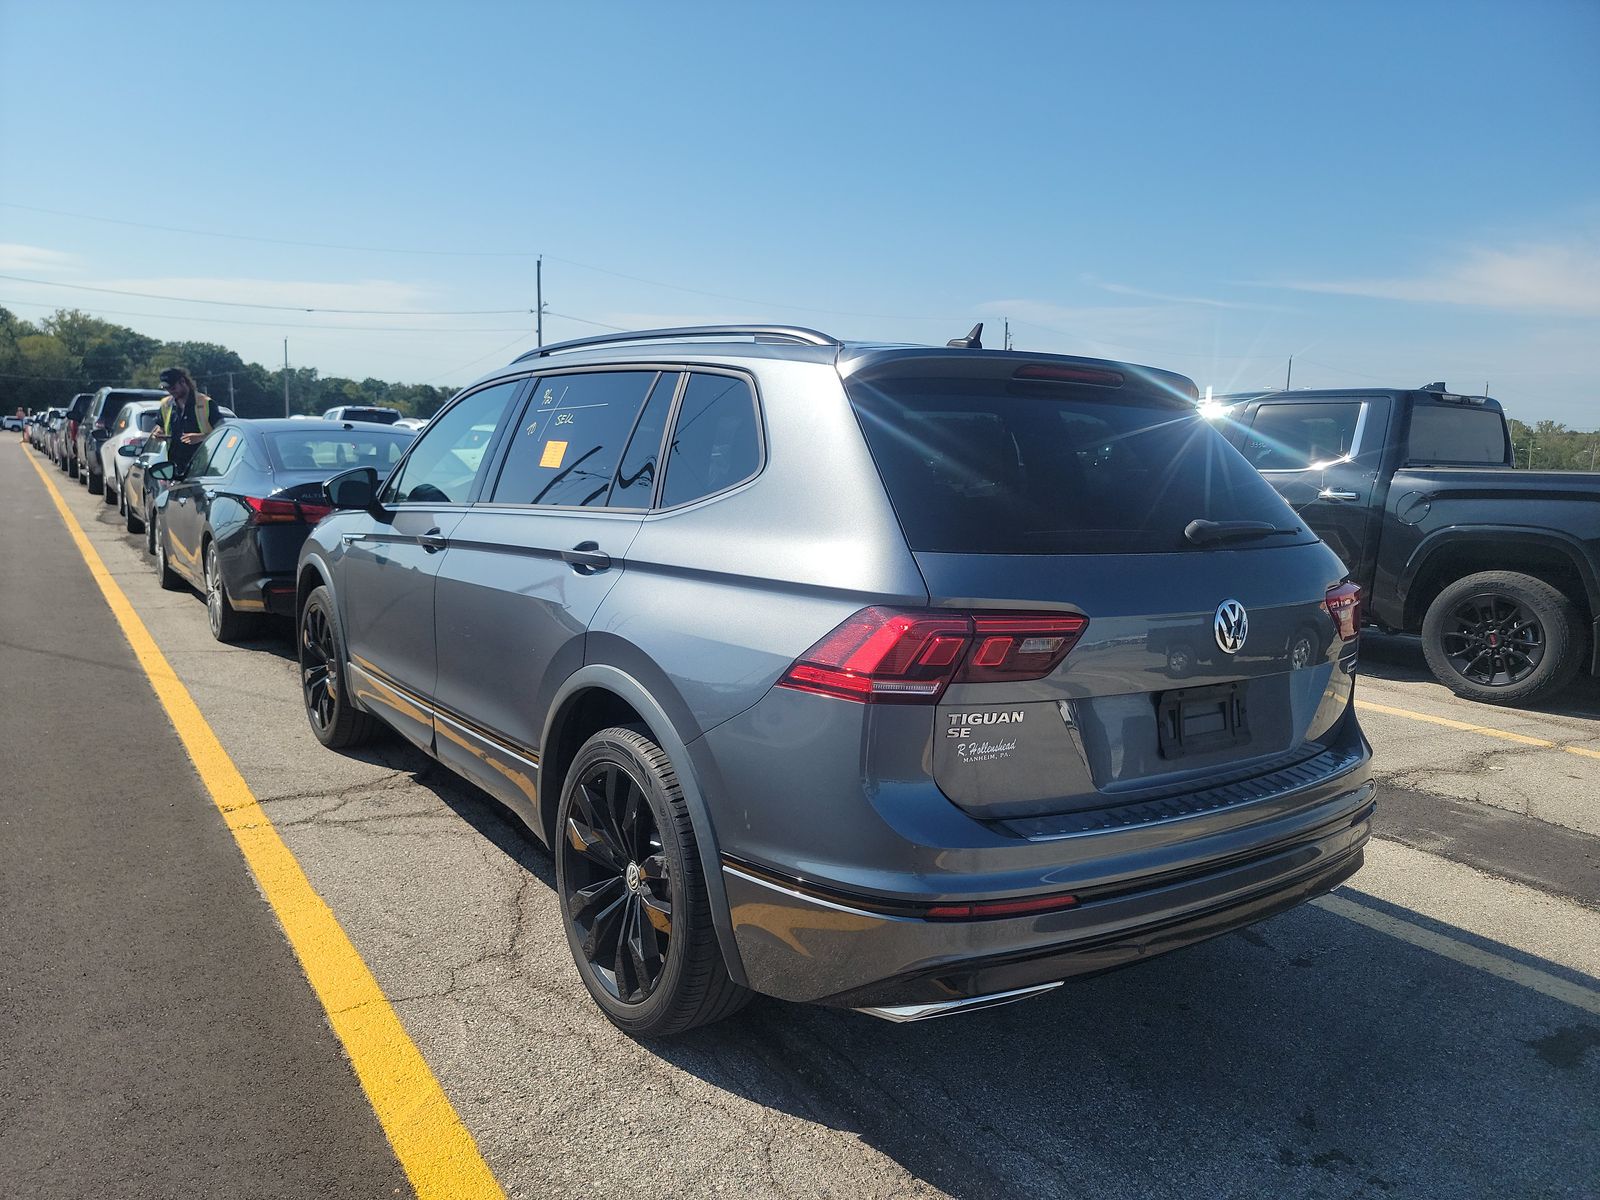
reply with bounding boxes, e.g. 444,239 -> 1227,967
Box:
1183,518 -> 1302,546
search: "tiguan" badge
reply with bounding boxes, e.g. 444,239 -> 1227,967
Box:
1214,599 -> 1248,654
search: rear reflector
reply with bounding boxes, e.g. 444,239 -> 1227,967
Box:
1324,582 -> 1361,640
777,607 -> 1089,704
924,892 -> 1080,920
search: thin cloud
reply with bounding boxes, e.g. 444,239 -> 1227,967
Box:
1084,274 -> 1271,311
0,243 -> 80,273
1257,239 -> 1600,316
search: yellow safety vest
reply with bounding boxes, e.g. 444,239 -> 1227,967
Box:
161,394 -> 215,439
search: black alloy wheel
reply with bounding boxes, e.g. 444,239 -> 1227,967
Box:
555,727 -> 750,1036
1422,570 -> 1584,705
298,585 -> 376,748
561,754 -> 675,1005
1440,595 -> 1544,687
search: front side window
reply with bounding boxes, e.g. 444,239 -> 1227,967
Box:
383,380 -> 522,504
1408,404 -> 1510,465
660,373 -> 761,507
184,427 -> 232,478
490,371 -> 657,507
1242,401 -> 1364,471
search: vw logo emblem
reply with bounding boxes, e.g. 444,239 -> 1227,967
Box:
1214,599 -> 1248,655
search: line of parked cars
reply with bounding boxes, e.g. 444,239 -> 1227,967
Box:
26,327 -> 1380,1039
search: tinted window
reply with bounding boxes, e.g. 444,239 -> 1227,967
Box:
847,374 -> 1298,554
660,373 -> 761,508
1408,405 -> 1509,465
201,429 -> 247,476
491,372 -> 656,507
384,381 -> 521,504
183,427 -> 230,478
1242,402 -> 1364,470
609,372 -> 679,508
267,430 -> 412,472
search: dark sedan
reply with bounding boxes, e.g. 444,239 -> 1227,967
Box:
149,419 -> 415,641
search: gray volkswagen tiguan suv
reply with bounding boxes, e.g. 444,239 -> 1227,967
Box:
296,325 -> 1373,1035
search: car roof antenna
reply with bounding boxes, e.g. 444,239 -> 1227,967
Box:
946,323 -> 984,349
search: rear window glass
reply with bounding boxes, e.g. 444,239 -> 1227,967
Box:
847,374 -> 1299,554
1407,405 -> 1509,465
267,430 -> 413,472
1243,401 -> 1364,470
660,373 -> 761,507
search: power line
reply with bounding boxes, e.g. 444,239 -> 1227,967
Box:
1,297 -> 531,334
1,199 -> 961,322
0,200 -> 544,258
0,272 -> 531,315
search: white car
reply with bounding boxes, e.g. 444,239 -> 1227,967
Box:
99,400 -> 165,508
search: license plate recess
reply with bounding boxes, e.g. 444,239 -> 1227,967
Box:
1156,681 -> 1249,759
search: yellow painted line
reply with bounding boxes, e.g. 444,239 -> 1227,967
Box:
1357,697 -> 1600,762
1315,894 -> 1600,1017
20,448 -> 504,1200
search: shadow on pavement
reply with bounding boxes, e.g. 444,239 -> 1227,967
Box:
1359,632 -> 1600,720
395,763 -> 1599,1200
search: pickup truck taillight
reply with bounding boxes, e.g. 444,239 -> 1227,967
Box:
1324,582 -> 1361,640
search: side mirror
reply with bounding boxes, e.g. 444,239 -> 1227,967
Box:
117,442 -> 142,457
147,461 -> 176,483
325,466 -> 385,519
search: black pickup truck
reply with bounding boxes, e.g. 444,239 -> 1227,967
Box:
1213,383 -> 1600,705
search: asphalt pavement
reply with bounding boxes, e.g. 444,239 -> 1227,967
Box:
0,446 -> 410,1199
3,439 -> 1597,1200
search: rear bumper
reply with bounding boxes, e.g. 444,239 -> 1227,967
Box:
721,776 -> 1374,1008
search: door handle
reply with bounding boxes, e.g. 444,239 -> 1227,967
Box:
560,541 -> 612,573
1317,489 -> 1360,502
418,527 -> 448,553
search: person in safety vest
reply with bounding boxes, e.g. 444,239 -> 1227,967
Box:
152,366 -> 223,476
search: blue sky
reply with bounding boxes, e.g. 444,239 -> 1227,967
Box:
2,0 -> 1596,423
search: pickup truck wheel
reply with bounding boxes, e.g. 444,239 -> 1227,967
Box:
556,726 -> 751,1036
1422,571 -> 1584,705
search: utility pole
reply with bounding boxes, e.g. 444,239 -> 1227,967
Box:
1004,319 -> 1013,351
283,339 -> 290,417
536,256 -> 545,347
226,372 -> 235,409
1285,355 -> 1293,391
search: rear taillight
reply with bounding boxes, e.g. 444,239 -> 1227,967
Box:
1324,582 -> 1361,640
243,496 -> 330,525
777,607 -> 1089,704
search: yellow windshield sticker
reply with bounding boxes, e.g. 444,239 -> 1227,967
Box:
225,434 -> 239,448
540,440 -> 568,469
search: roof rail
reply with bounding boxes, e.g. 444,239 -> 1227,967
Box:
513,325 -> 840,362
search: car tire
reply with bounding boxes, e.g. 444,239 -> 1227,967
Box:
143,503 -> 156,553
87,468 -> 103,495
1421,570 -> 1585,706
555,725 -> 751,1037
298,584 -> 378,749
68,456 -> 78,479
126,494 -> 144,534
102,476 -> 115,504
204,540 -> 254,643
154,518 -> 185,591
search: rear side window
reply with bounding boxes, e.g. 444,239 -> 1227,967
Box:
609,372 -> 679,508
660,373 -> 761,508
383,380 -> 521,504
1408,404 -> 1509,465
491,372 -> 656,507
1242,401 -> 1364,470
267,430 -> 412,472
847,373 -> 1297,554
